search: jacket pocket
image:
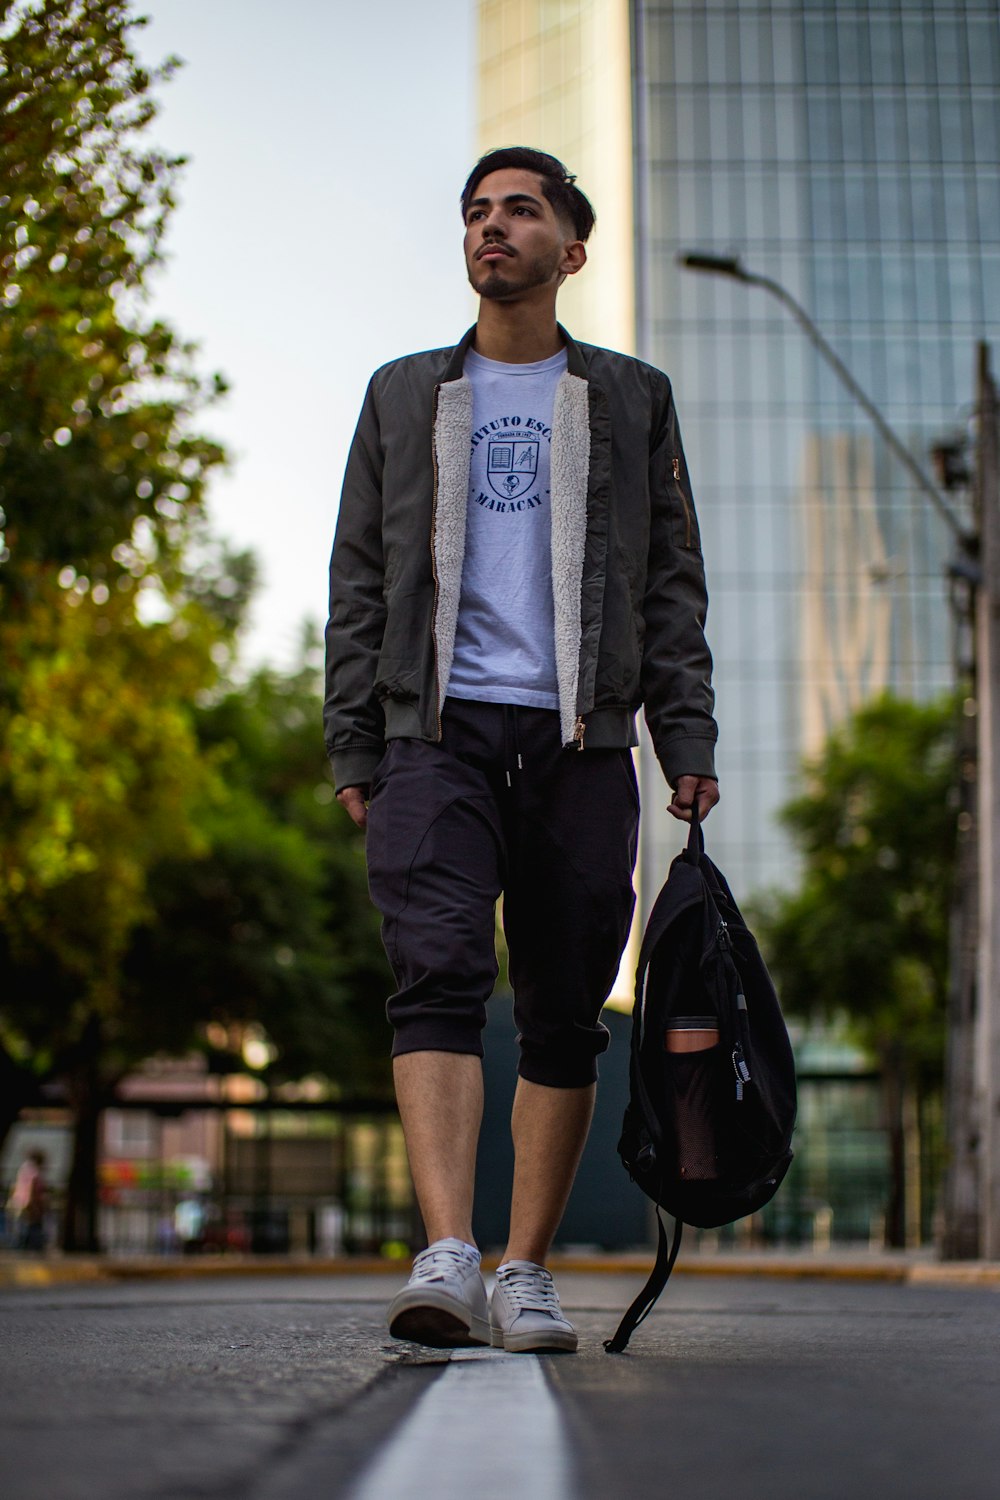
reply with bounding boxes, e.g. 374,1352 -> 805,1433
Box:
671,454 -> 701,551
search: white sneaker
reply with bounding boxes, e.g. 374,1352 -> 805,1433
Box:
489,1261 -> 578,1353
387,1238 -> 490,1348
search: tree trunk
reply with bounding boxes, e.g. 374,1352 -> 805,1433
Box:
881,1043 -> 907,1249
903,1079 -> 923,1248
61,1014 -> 104,1254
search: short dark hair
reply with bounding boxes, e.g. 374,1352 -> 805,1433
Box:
461,147 -> 596,242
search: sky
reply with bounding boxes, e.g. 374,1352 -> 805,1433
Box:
138,0 -> 477,668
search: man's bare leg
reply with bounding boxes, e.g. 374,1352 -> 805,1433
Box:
388,1050 -> 490,1347
393,1050 -> 484,1246
502,1078 -> 596,1264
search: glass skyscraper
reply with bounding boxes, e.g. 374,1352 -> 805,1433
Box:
478,0 -> 1000,908
633,0 -> 999,898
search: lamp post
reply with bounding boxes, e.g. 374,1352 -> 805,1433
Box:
678,254 -> 968,541
974,345 -> 1000,1260
679,250 -> 1000,1259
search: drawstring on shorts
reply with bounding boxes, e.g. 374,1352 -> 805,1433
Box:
503,704 -> 524,787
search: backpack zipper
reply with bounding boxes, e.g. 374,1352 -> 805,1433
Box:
718,920 -> 752,1100
732,1040 -> 751,1101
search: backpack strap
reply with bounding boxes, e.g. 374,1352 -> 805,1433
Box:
603,1211 -> 684,1354
632,805 -> 711,1046
636,805 -> 705,974
684,801 -> 704,863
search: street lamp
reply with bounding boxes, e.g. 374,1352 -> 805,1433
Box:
677,252 -> 970,544
678,250 -> 1000,1259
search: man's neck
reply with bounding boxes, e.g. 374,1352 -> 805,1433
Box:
472,299 -> 564,364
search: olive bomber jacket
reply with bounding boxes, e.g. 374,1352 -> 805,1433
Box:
324,325 -> 717,792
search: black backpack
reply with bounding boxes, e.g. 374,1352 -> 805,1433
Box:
605,809 -> 797,1353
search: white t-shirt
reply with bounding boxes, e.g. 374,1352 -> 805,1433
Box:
446,346 -> 567,710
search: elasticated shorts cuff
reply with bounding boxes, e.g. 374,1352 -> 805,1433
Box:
390,1023 -> 485,1062
516,1052 -> 600,1089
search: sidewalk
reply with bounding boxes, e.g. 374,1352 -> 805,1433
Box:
3,1245 -> 999,1290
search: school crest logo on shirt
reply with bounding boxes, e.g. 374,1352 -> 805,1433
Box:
487,435 -> 539,500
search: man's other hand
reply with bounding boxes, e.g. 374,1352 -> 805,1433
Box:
667,775 -> 720,823
337,785 -> 369,830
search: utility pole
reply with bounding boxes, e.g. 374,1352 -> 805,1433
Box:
941,635 -> 980,1258
975,343 -> 1000,1260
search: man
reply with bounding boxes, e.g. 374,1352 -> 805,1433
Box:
325,147 -> 718,1354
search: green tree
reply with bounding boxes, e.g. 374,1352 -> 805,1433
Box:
0,0 -> 230,1245
181,634 -> 392,1094
0,2 -> 391,1249
0,0 -> 225,596
0,579 -> 228,1246
0,598 -> 392,1248
755,694 -> 958,1247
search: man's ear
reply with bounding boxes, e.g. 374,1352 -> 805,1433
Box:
561,239 -> 587,278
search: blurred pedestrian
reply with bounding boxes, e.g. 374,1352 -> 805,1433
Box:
174,1195 -> 205,1254
9,1149 -> 49,1252
325,147 -> 719,1353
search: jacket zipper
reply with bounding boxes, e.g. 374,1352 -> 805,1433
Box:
672,455 -> 693,548
428,384 -> 443,740
573,715 -> 586,751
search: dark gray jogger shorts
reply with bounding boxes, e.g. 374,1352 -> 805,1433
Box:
364,697 -> 639,1088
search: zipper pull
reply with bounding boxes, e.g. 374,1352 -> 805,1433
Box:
672,455 -> 681,482
732,1042 -> 751,1099
573,716 -> 586,751
717,919 -> 731,949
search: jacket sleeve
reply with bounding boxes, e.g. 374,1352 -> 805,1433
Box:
641,379 -> 718,787
324,376 -> 388,791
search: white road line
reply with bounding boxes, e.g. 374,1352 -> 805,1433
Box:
349,1350 -> 572,1500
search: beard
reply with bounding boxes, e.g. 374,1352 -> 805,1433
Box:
469,248 -> 562,301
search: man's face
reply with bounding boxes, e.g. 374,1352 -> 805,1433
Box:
463,168 -> 585,302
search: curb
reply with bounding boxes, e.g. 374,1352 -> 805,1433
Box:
0,1256 -> 399,1288
3,1253 -> 999,1290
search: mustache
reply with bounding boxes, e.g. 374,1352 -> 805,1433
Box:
476,243 -> 515,259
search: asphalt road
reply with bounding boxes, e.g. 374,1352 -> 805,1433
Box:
2,1270 -> 999,1500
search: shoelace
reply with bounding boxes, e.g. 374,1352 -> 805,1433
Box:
409,1244 -> 478,1285
496,1266 -> 561,1314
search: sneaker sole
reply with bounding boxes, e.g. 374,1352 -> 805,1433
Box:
388,1289 -> 490,1349
489,1325 -> 578,1354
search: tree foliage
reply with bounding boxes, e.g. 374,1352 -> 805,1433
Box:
0,2 -> 234,1150
125,641 -> 392,1094
755,696 -> 959,1074
756,693 -> 958,1077
0,580 -> 225,1056
0,0 -> 225,594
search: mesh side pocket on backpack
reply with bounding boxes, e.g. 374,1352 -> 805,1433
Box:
669,1048 -> 720,1179
663,1015 -> 721,1182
